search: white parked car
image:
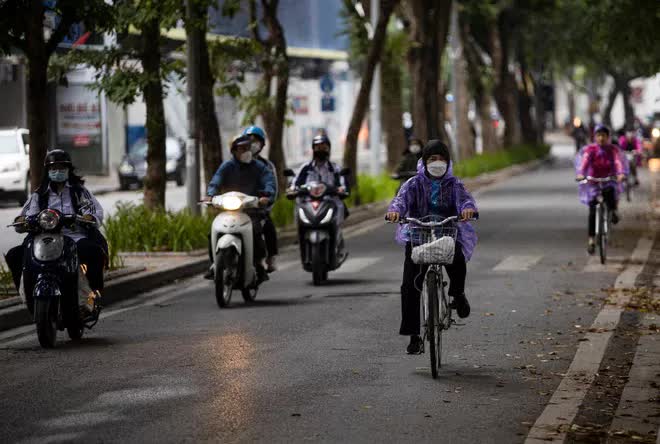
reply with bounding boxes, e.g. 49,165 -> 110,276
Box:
0,128 -> 30,205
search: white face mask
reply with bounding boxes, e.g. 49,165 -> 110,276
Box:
427,160 -> 447,178
409,144 -> 421,154
238,151 -> 253,164
250,142 -> 262,155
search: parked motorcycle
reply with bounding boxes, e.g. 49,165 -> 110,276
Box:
204,192 -> 266,308
9,208 -> 102,348
284,168 -> 350,286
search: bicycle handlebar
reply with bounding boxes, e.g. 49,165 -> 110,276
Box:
576,176 -> 618,184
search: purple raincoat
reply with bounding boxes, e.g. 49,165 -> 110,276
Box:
387,160 -> 478,261
574,143 -> 625,205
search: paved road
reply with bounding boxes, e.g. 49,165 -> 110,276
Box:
0,183 -> 188,261
0,145 -> 654,443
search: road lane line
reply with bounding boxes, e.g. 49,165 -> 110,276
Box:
334,256 -> 382,274
525,232 -> 656,443
493,255 -> 543,271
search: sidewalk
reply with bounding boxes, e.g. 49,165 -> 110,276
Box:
85,174 -> 120,195
526,166 -> 660,443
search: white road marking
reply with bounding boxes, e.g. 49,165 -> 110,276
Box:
492,255 -> 543,272
525,232 -> 656,443
582,255 -> 626,273
334,256 -> 382,274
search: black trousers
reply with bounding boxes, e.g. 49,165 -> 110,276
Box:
5,237 -> 105,292
588,187 -> 617,237
263,214 -> 278,256
400,243 -> 466,336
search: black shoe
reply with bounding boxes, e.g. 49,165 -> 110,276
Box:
611,211 -> 619,225
406,335 -> 423,354
256,265 -> 269,284
587,240 -> 596,255
451,294 -> 471,318
203,266 -> 214,280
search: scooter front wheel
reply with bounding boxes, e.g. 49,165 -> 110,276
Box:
311,243 -> 325,286
35,299 -> 57,348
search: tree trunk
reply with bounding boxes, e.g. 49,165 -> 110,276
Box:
455,41 -> 473,160
141,18 -> 167,210
343,0 -> 398,191
198,17 -> 223,185
602,83 -> 619,128
403,0 -> 452,142
532,75 -> 546,144
489,19 -> 521,147
25,1 -> 49,191
381,43 -> 405,173
260,0 -> 289,192
619,78 -> 635,130
516,45 -> 536,144
476,90 -> 498,152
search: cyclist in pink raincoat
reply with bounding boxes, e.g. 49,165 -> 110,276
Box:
385,140 -> 478,354
576,124 -> 625,254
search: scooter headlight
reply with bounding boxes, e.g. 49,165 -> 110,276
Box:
221,196 -> 243,211
38,209 -> 60,230
309,183 -> 327,198
320,208 -> 334,224
298,208 -> 311,224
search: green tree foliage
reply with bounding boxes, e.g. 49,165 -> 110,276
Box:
0,0 -> 111,190
57,0 -> 183,210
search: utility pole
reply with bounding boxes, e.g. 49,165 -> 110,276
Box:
369,0 -> 382,176
186,0 -> 201,215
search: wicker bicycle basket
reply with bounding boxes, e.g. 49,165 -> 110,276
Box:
409,222 -> 457,265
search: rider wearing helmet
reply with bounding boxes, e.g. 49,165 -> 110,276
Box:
243,125 -> 279,272
395,135 -> 423,181
204,134 -> 276,280
293,134 -> 349,222
576,124 -> 625,254
4,150 -> 107,303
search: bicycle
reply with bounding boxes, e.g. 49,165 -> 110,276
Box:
577,176 -> 618,265
404,215 -> 464,379
624,151 -> 638,202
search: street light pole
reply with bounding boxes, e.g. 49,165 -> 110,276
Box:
369,0 -> 382,176
185,0 -> 201,215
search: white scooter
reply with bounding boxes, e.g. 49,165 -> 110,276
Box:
205,192 -> 264,308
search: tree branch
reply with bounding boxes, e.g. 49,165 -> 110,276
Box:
248,0 -> 265,46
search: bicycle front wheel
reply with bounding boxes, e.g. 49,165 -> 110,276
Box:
426,270 -> 441,379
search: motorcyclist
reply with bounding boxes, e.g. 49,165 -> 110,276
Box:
618,129 -> 642,186
571,118 -> 588,153
576,124 -> 625,254
292,134 -> 349,222
203,134 -> 275,280
4,150 -> 107,304
243,125 -> 279,273
395,136 -> 423,180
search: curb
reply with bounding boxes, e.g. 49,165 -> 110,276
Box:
0,155 -> 549,332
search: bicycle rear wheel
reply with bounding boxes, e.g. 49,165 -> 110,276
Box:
426,270 -> 441,379
598,205 -> 607,264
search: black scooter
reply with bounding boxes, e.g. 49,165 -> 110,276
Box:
9,208 -> 101,348
284,168 -> 350,286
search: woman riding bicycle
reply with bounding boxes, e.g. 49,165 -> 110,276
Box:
576,124 -> 625,254
385,140 -> 478,354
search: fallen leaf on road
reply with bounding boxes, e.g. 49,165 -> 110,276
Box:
484,312 -> 495,316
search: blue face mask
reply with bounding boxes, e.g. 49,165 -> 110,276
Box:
48,169 -> 69,183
